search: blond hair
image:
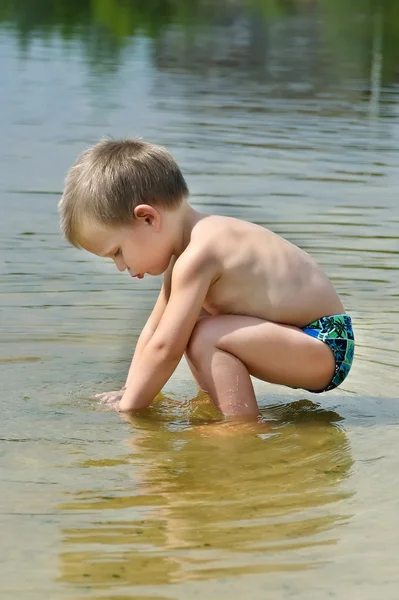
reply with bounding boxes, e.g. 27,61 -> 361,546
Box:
59,138 -> 189,246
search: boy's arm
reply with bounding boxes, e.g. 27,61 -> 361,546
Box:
119,250 -> 217,411
123,282 -> 168,390
123,256 -> 177,390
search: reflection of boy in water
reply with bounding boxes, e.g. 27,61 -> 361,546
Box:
58,403 -> 352,588
59,139 -> 354,417
124,404 -> 353,577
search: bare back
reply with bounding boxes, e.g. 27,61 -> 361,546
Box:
173,215 -> 344,328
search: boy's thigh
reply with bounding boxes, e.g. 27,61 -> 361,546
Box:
190,315 -> 335,392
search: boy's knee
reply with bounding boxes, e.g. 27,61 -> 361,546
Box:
187,316 -> 217,362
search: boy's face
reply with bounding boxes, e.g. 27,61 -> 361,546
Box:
78,208 -> 173,279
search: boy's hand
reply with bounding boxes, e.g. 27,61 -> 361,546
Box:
94,389 -> 124,410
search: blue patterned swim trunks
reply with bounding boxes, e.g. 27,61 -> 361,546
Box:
302,313 -> 355,393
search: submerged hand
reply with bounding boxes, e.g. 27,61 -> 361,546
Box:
94,389 -> 124,411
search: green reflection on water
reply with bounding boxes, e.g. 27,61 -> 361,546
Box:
1,0 -> 399,85
57,398 -> 353,590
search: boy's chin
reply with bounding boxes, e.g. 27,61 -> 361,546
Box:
150,267 -> 167,276
152,262 -> 172,276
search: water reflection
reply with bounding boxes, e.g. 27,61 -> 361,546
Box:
1,0 -> 399,88
58,399 -> 353,590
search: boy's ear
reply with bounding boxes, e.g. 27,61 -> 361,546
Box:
134,204 -> 161,231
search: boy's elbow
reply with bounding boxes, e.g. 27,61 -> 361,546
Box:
148,338 -> 183,363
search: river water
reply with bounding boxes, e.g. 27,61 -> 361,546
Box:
0,1 -> 398,599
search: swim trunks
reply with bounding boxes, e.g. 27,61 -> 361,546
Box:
301,314 -> 355,393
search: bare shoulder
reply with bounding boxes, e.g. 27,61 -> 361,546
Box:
192,214 -> 250,235
192,214 -> 273,240
172,222 -> 225,285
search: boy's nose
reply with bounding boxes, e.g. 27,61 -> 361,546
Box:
114,258 -> 126,272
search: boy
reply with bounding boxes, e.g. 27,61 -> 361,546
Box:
59,138 -> 354,418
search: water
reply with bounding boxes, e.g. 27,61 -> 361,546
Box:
0,1 -> 398,598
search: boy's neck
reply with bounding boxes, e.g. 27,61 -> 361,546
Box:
170,200 -> 205,257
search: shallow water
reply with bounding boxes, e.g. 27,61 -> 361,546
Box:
0,1 -> 398,598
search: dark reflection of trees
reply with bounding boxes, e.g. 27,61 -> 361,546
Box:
321,0 -> 399,93
56,398 -> 353,590
0,0 -> 398,86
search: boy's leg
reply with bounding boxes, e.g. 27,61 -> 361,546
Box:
184,354 -> 209,393
185,315 -> 335,418
184,308 -> 213,393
